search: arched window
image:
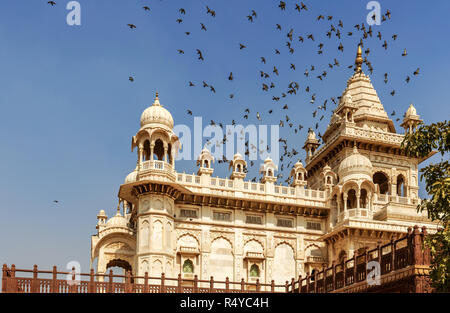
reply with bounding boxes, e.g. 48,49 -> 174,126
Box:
360,189 -> 368,208
182,259 -> 194,273
154,139 -> 164,161
327,176 -> 332,184
347,189 -> 357,209
204,160 -> 209,168
397,175 -> 407,197
237,164 -> 241,172
268,169 -> 273,177
143,140 -> 151,161
373,172 -> 389,195
249,264 -> 260,277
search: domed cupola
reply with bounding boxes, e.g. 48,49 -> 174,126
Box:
338,145 -> 372,182
105,210 -> 128,229
140,92 -> 174,129
124,166 -> 138,184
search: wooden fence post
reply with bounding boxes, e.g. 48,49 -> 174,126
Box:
161,273 -> 166,293
125,270 -> 132,293
256,279 -> 260,292
271,280 -> 275,293
2,264 -> 7,293
31,264 -> 38,293
407,227 -> 413,265
193,275 -> 198,293
305,273 -> 310,293
314,272 -> 318,293
108,269 -> 113,293
177,274 -> 182,293
390,238 -> 396,271
144,272 -> 149,293
285,280 -> 289,293
209,276 -> 214,293
225,277 -> 229,292
89,269 -> 94,293
240,278 -> 245,291
332,262 -> 336,291
291,278 -> 295,293
412,225 -> 423,265
297,275 -> 302,293
71,267 -> 77,293
51,266 -> 57,293
10,264 -> 17,293
422,226 -> 430,265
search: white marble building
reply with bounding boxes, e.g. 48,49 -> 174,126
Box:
90,47 -> 437,288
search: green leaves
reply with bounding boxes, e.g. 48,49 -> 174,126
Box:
401,120 -> 450,292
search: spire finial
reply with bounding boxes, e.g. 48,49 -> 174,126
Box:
153,91 -> 161,106
355,45 -> 363,73
353,142 -> 358,154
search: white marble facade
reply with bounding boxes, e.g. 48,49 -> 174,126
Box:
90,48 -> 437,287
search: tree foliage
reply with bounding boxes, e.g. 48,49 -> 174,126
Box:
401,120 -> 450,292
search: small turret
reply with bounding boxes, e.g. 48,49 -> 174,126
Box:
401,104 -> 422,133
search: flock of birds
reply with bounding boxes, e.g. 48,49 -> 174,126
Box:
46,1 -> 420,185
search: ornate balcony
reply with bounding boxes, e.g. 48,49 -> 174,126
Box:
138,160 -> 176,182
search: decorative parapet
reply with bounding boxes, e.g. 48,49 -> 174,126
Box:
308,123 -> 405,165
175,172 -> 327,207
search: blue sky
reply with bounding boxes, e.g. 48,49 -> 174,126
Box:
0,0 -> 449,272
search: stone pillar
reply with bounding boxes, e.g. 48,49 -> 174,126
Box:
343,194 -> 348,219
138,144 -> 143,164
164,145 -> 168,163
150,144 -> 154,161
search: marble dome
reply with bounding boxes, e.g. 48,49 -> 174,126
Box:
106,212 -> 128,228
124,169 -> 138,184
140,93 -> 174,129
338,146 -> 372,181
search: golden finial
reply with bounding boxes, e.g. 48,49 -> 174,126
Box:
355,45 -> 363,73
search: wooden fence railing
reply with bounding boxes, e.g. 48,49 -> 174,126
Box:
287,225 -> 431,293
2,226 -> 431,293
1,266 -> 290,293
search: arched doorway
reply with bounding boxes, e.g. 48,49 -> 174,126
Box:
373,172 -> 389,195
106,259 -> 133,283
396,175 -> 407,197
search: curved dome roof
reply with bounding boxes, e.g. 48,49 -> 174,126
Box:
124,169 -> 138,184
106,212 -> 128,228
405,103 -> 418,117
140,93 -> 174,129
338,146 -> 372,181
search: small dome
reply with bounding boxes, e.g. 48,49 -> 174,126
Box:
140,93 -> 174,129
233,153 -> 244,160
294,160 -> 304,168
338,146 -> 372,181
97,210 -> 107,218
307,128 -> 317,140
125,169 -> 138,184
106,212 -> 128,228
405,104 -> 417,117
